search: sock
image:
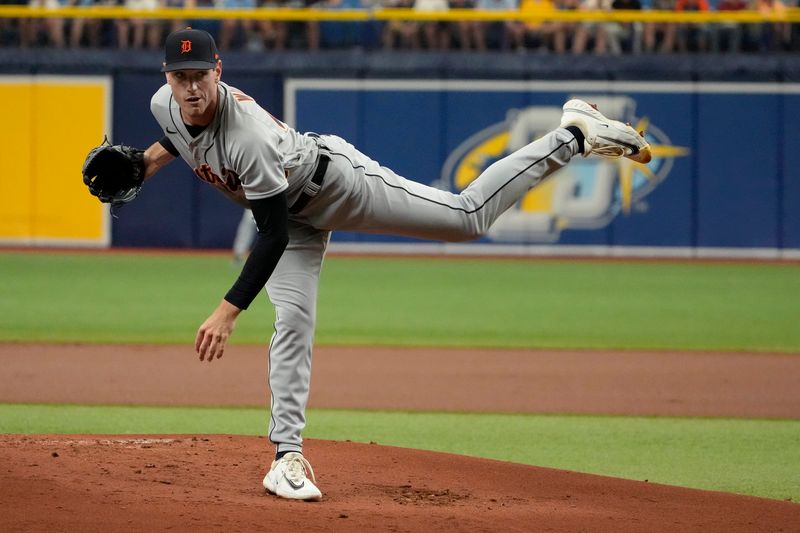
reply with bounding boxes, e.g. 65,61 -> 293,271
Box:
275,450 -> 299,460
564,125 -> 586,154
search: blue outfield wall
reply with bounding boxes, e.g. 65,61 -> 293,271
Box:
290,80 -> 799,252
112,71 -> 284,248
74,51 -> 799,254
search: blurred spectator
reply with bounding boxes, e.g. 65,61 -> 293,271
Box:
70,0 -> 114,48
0,0 -> 25,46
675,0 -> 710,52
320,0 -> 367,48
186,0 -> 221,38
0,3 -> 13,45
517,0 -> 544,50
24,0 -> 66,47
518,0 -> 557,52
712,0 -> 745,52
382,0 -> 419,48
450,0 -> 483,50
415,0 -> 451,49
256,0 -> 289,50
217,0 -> 259,49
752,0 -> 791,51
642,0 -> 676,52
10,0 -> 799,53
471,0 -> 526,51
164,0 -> 196,37
257,0 -> 325,51
547,0 -> 579,53
116,0 -> 162,49
572,0 -> 615,54
307,0 -> 324,49
611,0 -> 642,53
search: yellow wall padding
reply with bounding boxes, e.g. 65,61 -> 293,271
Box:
0,76 -> 110,246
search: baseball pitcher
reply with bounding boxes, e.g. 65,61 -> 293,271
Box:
81,27 -> 651,501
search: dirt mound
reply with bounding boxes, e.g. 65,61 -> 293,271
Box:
2,435 -> 797,532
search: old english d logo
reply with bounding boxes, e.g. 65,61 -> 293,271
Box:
180,40 -> 192,54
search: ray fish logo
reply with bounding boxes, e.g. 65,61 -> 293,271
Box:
440,95 -> 688,243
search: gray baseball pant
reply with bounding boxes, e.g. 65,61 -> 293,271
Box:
266,128 -> 580,453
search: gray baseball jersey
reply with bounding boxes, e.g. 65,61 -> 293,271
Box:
151,81 -> 319,205
151,81 -> 581,454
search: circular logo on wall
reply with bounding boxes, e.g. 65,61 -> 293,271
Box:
439,95 -> 689,243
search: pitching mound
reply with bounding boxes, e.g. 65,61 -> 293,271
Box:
3,435 -> 797,532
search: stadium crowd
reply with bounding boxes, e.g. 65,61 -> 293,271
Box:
0,0 -> 797,52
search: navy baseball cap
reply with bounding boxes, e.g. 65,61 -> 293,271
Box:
162,28 -> 220,72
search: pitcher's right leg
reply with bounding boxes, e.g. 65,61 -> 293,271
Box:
312,128 -> 581,242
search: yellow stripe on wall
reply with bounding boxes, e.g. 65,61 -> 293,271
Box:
0,76 -> 110,246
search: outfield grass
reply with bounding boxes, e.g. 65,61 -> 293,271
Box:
1,251 -> 799,352
1,403 -> 797,502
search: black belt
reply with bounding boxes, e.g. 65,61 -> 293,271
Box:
289,154 -> 329,215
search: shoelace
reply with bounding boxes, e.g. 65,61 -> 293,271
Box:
591,145 -> 626,158
283,454 -> 317,484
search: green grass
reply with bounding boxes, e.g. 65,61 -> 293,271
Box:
1,251 -> 799,352
2,403 -> 798,501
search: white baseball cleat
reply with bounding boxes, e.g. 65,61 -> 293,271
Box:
559,99 -> 652,164
262,452 -> 322,501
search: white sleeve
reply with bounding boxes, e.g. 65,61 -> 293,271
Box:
150,84 -> 172,130
228,121 -> 288,200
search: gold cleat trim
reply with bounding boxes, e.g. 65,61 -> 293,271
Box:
627,144 -> 652,165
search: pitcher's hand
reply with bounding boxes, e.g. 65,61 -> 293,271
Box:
195,299 -> 241,362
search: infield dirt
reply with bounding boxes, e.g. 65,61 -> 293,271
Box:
1,343 -> 799,532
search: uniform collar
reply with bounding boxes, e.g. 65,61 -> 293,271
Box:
168,83 -> 227,148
